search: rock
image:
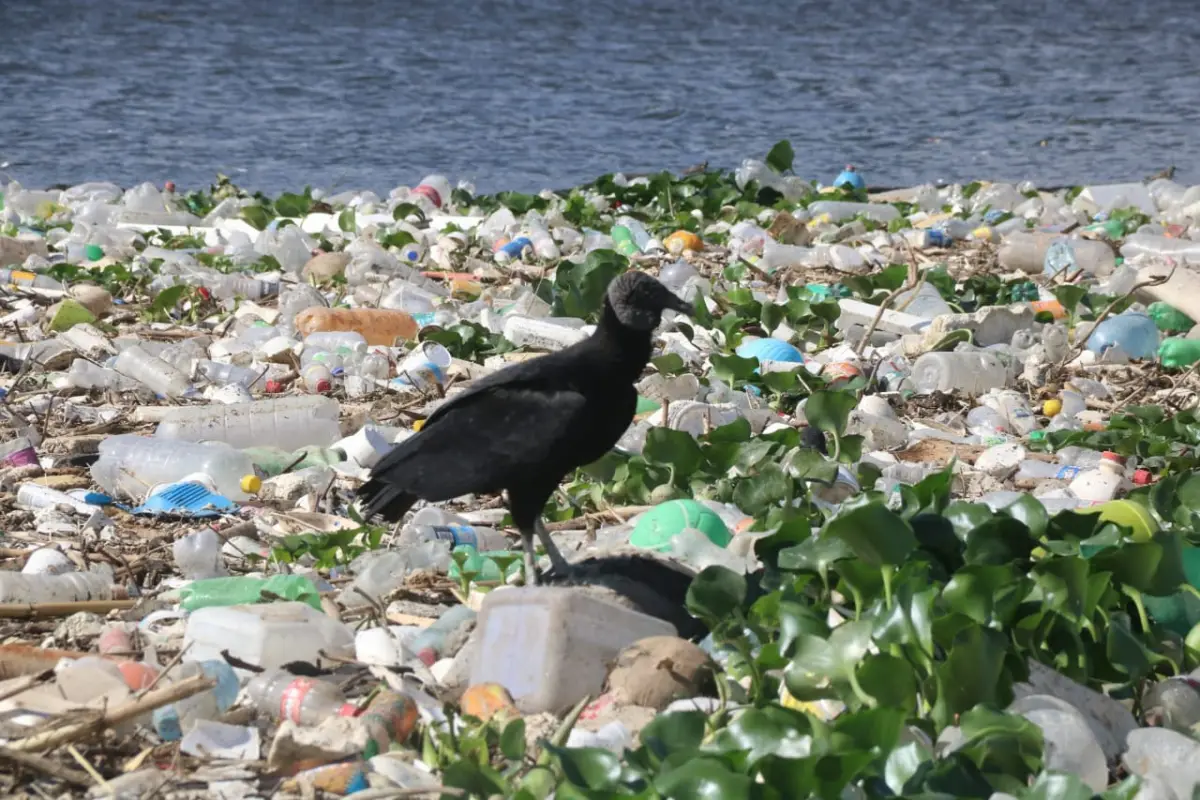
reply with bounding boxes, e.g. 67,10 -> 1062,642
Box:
0,235 -> 48,267
1124,728 -> 1200,799
68,284 -> 113,317
53,612 -> 105,643
974,442 -> 1027,478
268,717 -> 371,770
606,636 -> 714,710
1014,658 -> 1137,761
1008,695 -> 1107,791
301,251 -> 350,283
1143,677 -> 1200,733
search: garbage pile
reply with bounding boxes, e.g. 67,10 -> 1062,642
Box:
3,143 -> 1200,797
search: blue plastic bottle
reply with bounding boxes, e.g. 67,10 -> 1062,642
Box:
1086,312 -> 1160,360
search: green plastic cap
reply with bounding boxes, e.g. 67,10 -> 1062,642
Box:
630,499 -> 732,552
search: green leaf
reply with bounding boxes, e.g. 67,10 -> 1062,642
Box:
273,192 -> 312,217
392,202 -> 425,221
1002,495 -> 1049,538
712,706 -> 813,765
823,502 -> 918,567
686,566 -> 747,621
643,428 -> 704,478
149,284 -> 189,318
765,140 -> 795,173
1024,771 -> 1097,800
441,760 -> 510,796
338,207 -> 356,232
957,705 -> 1044,783
805,390 -> 857,439
885,741 -> 932,795
777,533 -> 853,578
639,711 -> 706,758
654,758 -> 753,799
944,565 -> 1020,625
702,417 -> 752,444
933,627 -> 1011,726
857,653 -> 918,710
500,718 -> 526,761
1106,611 -> 1153,680
1051,284 -> 1089,316
786,619 -> 874,691
710,353 -> 759,383
545,745 -> 621,790
240,205 -> 273,231
732,462 -> 793,516
651,353 -> 686,375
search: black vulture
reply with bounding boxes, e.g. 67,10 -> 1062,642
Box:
356,270 -> 693,584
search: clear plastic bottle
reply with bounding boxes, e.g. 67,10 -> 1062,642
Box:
1015,460 -> 1084,482
16,483 -> 103,516
301,363 -> 334,393
91,435 -> 261,501
195,359 -> 266,391
380,282 -> 441,314
807,201 -> 900,223
400,523 -> 510,551
522,216 -> 561,260
151,660 -> 240,741
0,268 -> 66,290
0,570 -> 116,603
66,359 -> 143,391
1069,451 -> 1126,505
203,274 -> 280,301
112,345 -> 193,397
1086,313 -> 1160,360
173,529 -> 229,580
910,351 -> 1010,395
999,232 -> 1116,277
1121,233 -> 1200,265
411,174 -> 452,211
245,670 -> 350,726
303,331 -> 368,352
154,395 -> 342,451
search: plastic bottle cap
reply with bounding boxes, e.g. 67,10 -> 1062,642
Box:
1101,451 -> 1124,464
412,419 -> 426,432
315,378 -> 332,393
1133,469 -> 1153,485
241,475 -> 262,494
265,379 -> 283,393
1042,398 -> 1062,417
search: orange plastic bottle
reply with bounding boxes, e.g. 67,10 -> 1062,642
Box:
294,307 -> 420,346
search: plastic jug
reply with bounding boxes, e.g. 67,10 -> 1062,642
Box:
154,395 -> 342,451
1086,313 -> 1160,360
183,601 -> 355,676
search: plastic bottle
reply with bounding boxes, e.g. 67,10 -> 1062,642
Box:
151,660 -> 240,741
64,359 -> 142,391
304,331 -> 368,352
173,529 -> 229,580
91,435 -> 262,501
909,351 -> 1010,395
1121,233 -> 1200,265
0,268 -> 66,290
408,605 -> 477,666
980,390 -> 1039,435
998,232 -> 1116,277
807,201 -> 900,223
301,363 -> 333,393
893,282 -> 952,319
191,361 -> 255,391
1085,312 -> 1160,360
379,281 -> 441,314
411,175 -> 452,210
1148,302 -> 1196,333
178,574 -> 322,612
15,483 -> 103,516
203,274 -> 280,301
245,670 -> 351,726
1015,460 -> 1084,482
112,345 -> 193,397
155,396 -> 342,451
1160,337 -> 1200,369
1068,451 -> 1126,505
400,523 -> 510,551
294,307 -> 419,346
0,570 -> 116,603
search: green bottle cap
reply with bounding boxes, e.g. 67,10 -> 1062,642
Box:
84,244 -> 103,261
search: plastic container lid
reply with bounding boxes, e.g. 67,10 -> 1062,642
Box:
1133,469 -> 1153,485
1101,451 -> 1124,464
630,500 -> 731,551
314,378 -> 332,392
241,474 -> 262,494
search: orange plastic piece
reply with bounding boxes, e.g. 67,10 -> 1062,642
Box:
294,307 -> 419,346
1029,299 -> 1067,319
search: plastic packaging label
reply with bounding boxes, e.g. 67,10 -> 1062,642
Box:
1056,466 -> 1082,480
280,677 -> 317,723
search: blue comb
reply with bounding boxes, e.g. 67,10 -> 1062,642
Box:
131,482 -> 238,518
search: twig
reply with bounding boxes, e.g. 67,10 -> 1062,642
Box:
852,256 -> 920,357
0,600 -> 136,619
1058,263 -> 1177,368
7,674 -> 216,752
0,746 -> 92,788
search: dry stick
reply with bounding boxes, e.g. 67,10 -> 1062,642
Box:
852,250 -> 921,357
1058,264 -> 1178,368
0,600 -> 137,619
1161,358 -> 1200,411
7,674 -> 215,753
0,746 -> 92,788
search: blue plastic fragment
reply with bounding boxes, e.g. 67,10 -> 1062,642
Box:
131,481 -> 238,518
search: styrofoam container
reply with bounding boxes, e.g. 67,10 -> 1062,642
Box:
183,602 -> 354,677
470,587 -> 675,714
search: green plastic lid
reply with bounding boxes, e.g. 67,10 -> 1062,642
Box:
1028,430 -> 1046,442
630,499 -> 731,552
635,395 -> 661,416
84,244 -> 103,261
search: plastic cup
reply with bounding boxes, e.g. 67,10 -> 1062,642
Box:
393,341 -> 451,391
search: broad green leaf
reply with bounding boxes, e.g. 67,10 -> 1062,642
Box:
337,207 -> 356,232
639,710 -> 706,758
546,745 -> 622,790
732,462 -> 793,516
711,706 -> 813,765
710,353 -> 759,383
823,502 -> 918,567
885,741 -> 932,795
933,627 -> 1011,726
1002,495 -> 1049,538
643,427 -> 704,477
686,566 -> 747,621
765,139 -> 795,173
240,204 -> 272,231
805,390 -> 857,439
857,654 -> 918,711
500,718 -> 526,761
654,757 -> 753,799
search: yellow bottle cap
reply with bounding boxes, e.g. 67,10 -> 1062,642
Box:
1043,398 -> 1062,417
412,419 -> 426,432
241,474 -> 262,494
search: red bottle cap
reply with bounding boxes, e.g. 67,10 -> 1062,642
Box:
314,379 -> 332,393
265,379 -> 283,393
1101,451 -> 1124,464
1133,469 -> 1153,485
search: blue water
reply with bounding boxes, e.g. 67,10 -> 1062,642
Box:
2,0 -> 1198,195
